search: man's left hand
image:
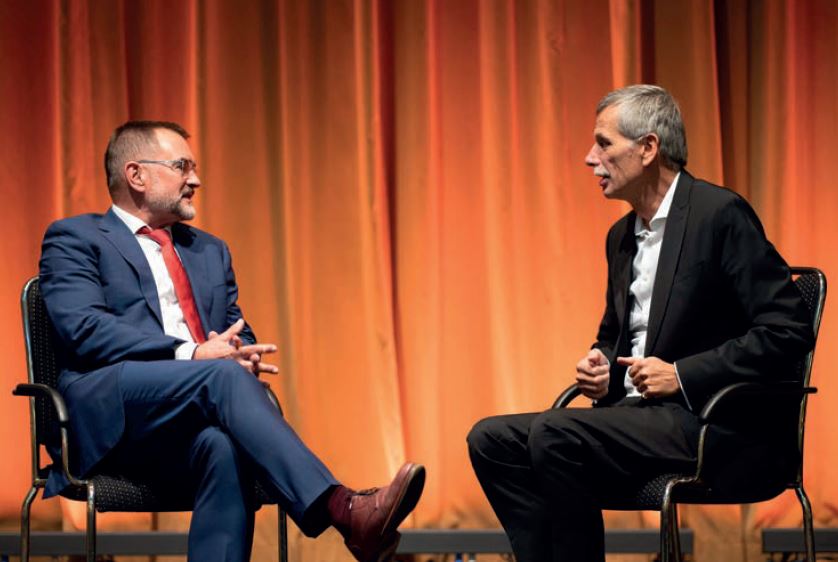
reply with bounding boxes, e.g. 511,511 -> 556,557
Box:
229,338 -> 280,376
616,356 -> 680,399
197,319 -> 280,376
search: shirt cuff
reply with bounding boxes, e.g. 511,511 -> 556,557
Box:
673,361 -> 693,411
176,342 -> 198,360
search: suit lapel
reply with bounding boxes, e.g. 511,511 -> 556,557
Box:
172,224 -> 212,331
99,209 -> 164,327
606,217 -> 637,400
645,172 -> 692,355
613,214 -> 636,331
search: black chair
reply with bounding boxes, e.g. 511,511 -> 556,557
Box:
553,267 -> 826,562
13,276 -> 289,562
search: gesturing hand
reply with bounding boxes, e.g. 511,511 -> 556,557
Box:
575,348 -> 610,400
193,319 -> 280,376
616,356 -> 679,399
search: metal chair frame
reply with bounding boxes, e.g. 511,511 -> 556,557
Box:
553,267 -> 826,562
13,276 -> 289,562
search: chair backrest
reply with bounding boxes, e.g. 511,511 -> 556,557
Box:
21,276 -> 62,448
789,267 -> 827,482
790,267 -> 827,385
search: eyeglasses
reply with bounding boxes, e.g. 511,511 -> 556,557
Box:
137,158 -> 198,176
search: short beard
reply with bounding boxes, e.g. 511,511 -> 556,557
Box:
147,191 -> 195,223
173,198 -> 196,221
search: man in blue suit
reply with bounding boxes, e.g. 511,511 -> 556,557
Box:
39,121 -> 425,562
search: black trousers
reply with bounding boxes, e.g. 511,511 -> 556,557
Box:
467,399 -> 700,562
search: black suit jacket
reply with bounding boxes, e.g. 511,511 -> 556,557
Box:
593,171 -> 814,412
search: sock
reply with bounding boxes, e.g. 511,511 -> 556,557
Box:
327,485 -> 354,538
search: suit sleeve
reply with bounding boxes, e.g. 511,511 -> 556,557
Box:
593,226 -> 620,359
40,220 -> 183,368
219,239 -> 257,345
675,197 -> 815,402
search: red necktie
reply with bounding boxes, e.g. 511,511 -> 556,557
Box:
139,226 -> 207,343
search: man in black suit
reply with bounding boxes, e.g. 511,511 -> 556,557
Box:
467,85 -> 814,562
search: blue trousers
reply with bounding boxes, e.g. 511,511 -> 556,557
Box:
97,359 -> 338,562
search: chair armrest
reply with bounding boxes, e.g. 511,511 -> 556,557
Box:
552,383 -> 582,409
13,383 -> 70,426
12,382 -> 88,487
691,381 -> 815,485
698,381 -> 816,424
553,380 -> 814,419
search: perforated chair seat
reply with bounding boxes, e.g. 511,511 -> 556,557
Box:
602,473 -> 792,513
58,474 -> 276,513
601,473 -> 682,511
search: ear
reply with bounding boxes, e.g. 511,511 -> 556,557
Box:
123,161 -> 147,192
639,133 -> 660,167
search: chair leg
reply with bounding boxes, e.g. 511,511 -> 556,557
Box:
278,506 -> 288,562
20,485 -> 40,562
86,482 -> 96,562
795,485 -> 815,562
660,490 -> 683,562
670,503 -> 683,562
660,502 -> 672,562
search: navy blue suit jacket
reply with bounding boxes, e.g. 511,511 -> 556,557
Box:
39,208 -> 255,495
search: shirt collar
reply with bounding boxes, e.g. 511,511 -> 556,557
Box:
111,204 -> 173,236
111,204 -> 149,234
634,171 -> 680,235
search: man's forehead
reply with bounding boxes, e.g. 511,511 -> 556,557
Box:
154,128 -> 193,155
594,105 -> 618,126
593,105 -> 623,137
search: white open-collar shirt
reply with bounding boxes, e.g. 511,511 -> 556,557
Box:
622,173 -> 689,405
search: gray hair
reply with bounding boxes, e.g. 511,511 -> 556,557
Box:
104,121 -> 190,192
596,85 -> 687,170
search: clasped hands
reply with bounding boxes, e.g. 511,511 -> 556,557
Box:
575,348 -> 680,400
193,319 -> 279,376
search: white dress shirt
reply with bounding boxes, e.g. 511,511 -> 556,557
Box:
111,205 -> 198,359
622,173 -> 689,406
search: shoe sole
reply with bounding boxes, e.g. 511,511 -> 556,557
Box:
349,531 -> 400,562
375,532 -> 400,562
381,463 -> 426,536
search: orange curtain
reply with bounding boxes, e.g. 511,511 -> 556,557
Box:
1,1 -> 837,560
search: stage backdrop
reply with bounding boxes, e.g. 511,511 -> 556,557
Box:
1,1 -> 836,560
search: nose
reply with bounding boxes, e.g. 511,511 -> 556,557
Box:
585,144 -> 599,168
187,169 -> 201,188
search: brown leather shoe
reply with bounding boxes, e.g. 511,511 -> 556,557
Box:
344,462 -> 426,562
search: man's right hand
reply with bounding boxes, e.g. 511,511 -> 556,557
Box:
193,319 -> 279,375
575,348 -> 610,400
